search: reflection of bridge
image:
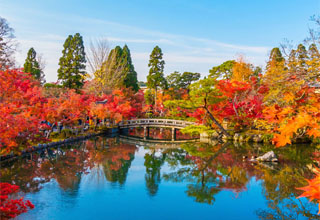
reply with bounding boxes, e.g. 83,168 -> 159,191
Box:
119,136 -> 197,148
119,118 -> 197,141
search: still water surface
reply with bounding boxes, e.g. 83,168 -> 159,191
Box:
1,136 -> 319,219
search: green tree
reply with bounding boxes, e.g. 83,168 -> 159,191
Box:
209,60 -> 235,79
121,45 -> 139,92
98,45 -> 139,92
144,89 -> 155,105
268,47 -> 284,64
23,48 -> 42,81
307,43 -> 320,80
288,44 -> 309,80
179,72 -> 201,93
58,33 -> 86,90
147,46 -> 166,108
166,71 -> 181,90
296,44 -> 309,76
144,151 -> 166,196
165,77 -> 230,136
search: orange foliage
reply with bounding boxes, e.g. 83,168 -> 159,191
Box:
232,56 -> 253,82
297,172 -> 320,214
263,87 -> 320,147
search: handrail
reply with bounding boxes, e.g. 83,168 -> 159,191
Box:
119,118 -> 196,128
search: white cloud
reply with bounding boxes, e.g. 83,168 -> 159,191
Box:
108,37 -> 174,45
10,10 -> 271,82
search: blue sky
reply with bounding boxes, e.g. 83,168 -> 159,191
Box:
1,0 -> 319,82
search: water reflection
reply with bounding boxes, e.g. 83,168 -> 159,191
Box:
0,136 -> 319,219
128,127 -> 199,140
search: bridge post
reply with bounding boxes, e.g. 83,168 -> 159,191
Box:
172,128 -> 176,141
144,127 -> 149,140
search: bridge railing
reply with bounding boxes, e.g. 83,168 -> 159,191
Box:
119,118 -> 196,128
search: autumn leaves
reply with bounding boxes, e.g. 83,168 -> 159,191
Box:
0,69 -> 144,155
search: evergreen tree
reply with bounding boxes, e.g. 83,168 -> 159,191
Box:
209,60 -> 235,79
288,44 -> 309,80
268,47 -> 284,63
296,44 -> 309,70
98,45 -> 138,92
307,43 -> 320,81
147,46 -> 166,108
23,48 -> 41,81
58,33 -> 86,90
166,71 -> 181,90
121,45 -> 139,92
179,72 -> 201,92
167,71 -> 200,93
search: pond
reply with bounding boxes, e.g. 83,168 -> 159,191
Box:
1,136 -> 319,220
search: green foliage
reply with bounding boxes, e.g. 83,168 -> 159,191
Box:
165,77 -> 222,109
165,77 -> 230,136
60,129 -> 73,138
308,43 -> 320,80
209,60 -> 235,79
23,47 -> 42,82
181,125 -> 215,136
122,45 -> 139,92
49,131 -> 59,139
147,46 -> 167,90
144,89 -> 155,105
166,71 -> 181,90
44,83 -> 63,89
268,47 -> 284,63
49,129 -> 73,139
167,71 -> 201,92
98,45 -> 139,92
179,72 -> 201,90
58,33 -> 86,90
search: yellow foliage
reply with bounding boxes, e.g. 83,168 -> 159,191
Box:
231,56 -> 253,82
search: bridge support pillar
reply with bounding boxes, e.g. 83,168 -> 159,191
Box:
144,127 -> 149,140
172,128 -> 176,141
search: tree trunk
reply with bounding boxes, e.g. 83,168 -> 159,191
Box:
154,87 -> 157,111
203,106 -> 231,137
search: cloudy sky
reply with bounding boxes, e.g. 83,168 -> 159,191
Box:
1,0 -> 319,82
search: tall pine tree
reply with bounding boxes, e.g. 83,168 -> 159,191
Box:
58,33 -> 86,90
147,46 -> 166,108
98,44 -> 139,92
122,45 -> 139,92
23,47 -> 41,81
308,44 -> 320,81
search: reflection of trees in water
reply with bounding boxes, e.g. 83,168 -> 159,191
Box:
254,144 -> 320,219
256,198 -> 320,220
163,143 -> 232,204
86,137 -> 137,186
164,148 -> 192,168
0,137 -> 137,193
102,152 -> 135,186
144,150 -> 166,196
1,137 -> 319,217
186,183 -> 220,205
0,143 -> 90,193
163,142 -> 319,217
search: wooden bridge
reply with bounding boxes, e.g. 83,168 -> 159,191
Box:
118,118 -> 197,141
